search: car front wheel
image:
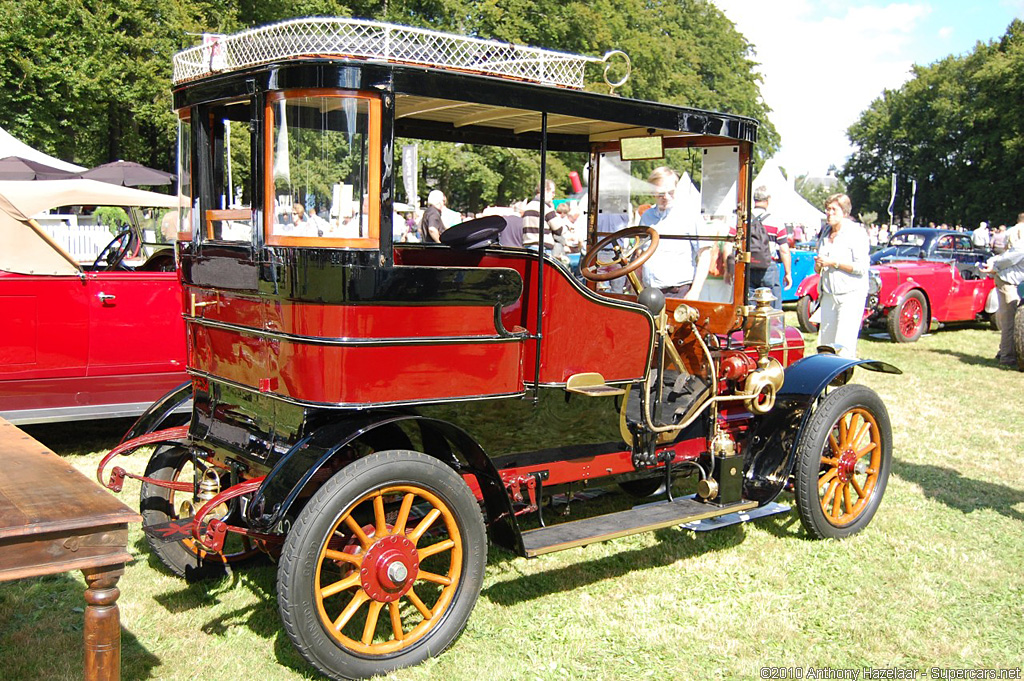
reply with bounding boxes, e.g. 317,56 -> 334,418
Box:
886,290 -> 928,342
793,384 -> 892,540
796,295 -> 819,333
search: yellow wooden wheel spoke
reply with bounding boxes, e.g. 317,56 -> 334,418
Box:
361,600 -> 385,645
822,479 -> 839,508
820,456 -> 840,466
843,483 -> 853,516
838,415 -> 848,447
850,417 -> 870,449
818,468 -> 838,492
333,591 -> 370,632
850,476 -> 866,498
344,516 -> 372,549
393,492 -> 416,536
831,484 -> 844,519
373,493 -> 388,538
406,587 -> 433,620
320,572 -> 361,599
407,508 -> 441,544
418,539 -> 455,560
324,549 -> 361,566
388,601 -> 405,642
856,441 -> 878,456
417,570 -> 453,586
828,431 -> 841,456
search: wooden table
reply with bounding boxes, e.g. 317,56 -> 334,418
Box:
0,417 -> 140,681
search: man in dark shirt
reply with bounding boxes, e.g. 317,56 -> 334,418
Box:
420,189 -> 446,242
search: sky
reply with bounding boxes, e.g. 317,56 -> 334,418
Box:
712,0 -> 1024,178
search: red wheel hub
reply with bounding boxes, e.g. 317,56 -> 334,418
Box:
901,299 -> 922,336
837,450 -> 859,483
359,534 -> 419,602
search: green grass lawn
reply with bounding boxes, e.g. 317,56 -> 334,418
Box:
3,317 -> 1023,681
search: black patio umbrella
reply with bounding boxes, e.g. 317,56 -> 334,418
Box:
0,155 -> 80,180
82,160 -> 175,187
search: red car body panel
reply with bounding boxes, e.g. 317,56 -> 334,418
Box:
872,260 -> 993,323
0,268 -> 187,423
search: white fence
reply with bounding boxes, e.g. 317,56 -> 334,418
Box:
35,215 -> 116,262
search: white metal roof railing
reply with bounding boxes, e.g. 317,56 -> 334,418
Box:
173,18 -> 629,90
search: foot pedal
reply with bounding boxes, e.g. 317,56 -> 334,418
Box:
566,372 -> 626,397
680,502 -> 790,532
144,517 -> 198,543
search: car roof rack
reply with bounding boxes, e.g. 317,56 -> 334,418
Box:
173,17 -> 629,90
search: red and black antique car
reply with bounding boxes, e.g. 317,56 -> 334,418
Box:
99,19 -> 900,680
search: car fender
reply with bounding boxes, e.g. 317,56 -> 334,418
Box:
880,280 -> 926,310
743,353 -> 901,505
119,380 -> 192,443
244,413 -> 521,551
985,287 -> 1000,315
796,273 -> 820,301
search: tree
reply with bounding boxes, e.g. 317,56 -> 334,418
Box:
844,19 -> 1024,228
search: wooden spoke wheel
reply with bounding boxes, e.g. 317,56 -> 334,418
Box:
887,289 -> 928,342
140,444 -> 264,581
794,384 -> 892,539
278,450 -> 486,680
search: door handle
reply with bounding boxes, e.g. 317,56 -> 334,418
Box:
98,292 -> 116,304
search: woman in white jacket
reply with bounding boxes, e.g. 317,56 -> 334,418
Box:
814,193 -> 870,358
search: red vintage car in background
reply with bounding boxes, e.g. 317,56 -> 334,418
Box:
796,228 -> 998,342
0,179 -> 187,424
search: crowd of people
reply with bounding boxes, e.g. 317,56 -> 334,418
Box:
387,175 -> 1024,367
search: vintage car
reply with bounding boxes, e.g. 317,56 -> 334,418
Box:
98,19 -> 900,680
0,179 -> 187,424
781,242 -> 817,301
796,228 -> 998,342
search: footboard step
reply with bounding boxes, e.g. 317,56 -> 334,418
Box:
521,496 -> 757,557
143,517 -> 197,543
680,501 -> 791,532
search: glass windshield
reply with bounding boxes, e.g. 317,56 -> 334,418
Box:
270,94 -> 375,242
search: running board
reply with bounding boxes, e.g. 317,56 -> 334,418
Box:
520,496 -> 758,557
680,501 -> 791,532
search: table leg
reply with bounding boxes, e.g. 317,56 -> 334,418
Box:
82,565 -> 126,681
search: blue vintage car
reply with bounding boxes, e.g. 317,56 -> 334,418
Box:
780,242 -> 817,302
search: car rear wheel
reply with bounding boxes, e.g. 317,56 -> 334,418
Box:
793,384 -> 892,540
886,290 -> 928,342
796,295 -> 819,333
277,450 -> 486,681
140,445 -> 265,580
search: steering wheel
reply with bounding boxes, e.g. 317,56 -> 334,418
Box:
92,229 -> 136,271
580,226 -> 659,282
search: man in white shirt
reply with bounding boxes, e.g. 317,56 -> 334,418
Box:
639,167 -> 711,300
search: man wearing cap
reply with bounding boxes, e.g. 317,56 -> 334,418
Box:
726,186 -> 791,309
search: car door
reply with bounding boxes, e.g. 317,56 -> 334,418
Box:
944,234 -> 986,320
85,269 -> 185,376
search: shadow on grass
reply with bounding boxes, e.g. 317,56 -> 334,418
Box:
893,459 -> 1024,522
928,348 -> 1008,368
0,571 -> 161,679
481,523 -> 747,606
19,417 -> 135,455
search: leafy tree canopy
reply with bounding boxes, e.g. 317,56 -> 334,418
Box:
0,0 -> 778,206
843,19 -> 1024,228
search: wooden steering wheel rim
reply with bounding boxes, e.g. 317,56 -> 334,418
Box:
580,226 -> 660,282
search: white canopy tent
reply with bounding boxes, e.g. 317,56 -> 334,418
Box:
0,126 -> 85,173
752,160 -> 825,233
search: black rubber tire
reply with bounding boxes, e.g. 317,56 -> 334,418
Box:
1014,303 -> 1024,371
140,445 -> 264,581
277,450 -> 487,681
793,384 -> 892,540
886,289 -> 928,343
796,295 -> 819,333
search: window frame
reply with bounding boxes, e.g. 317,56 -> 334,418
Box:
263,89 -> 382,249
